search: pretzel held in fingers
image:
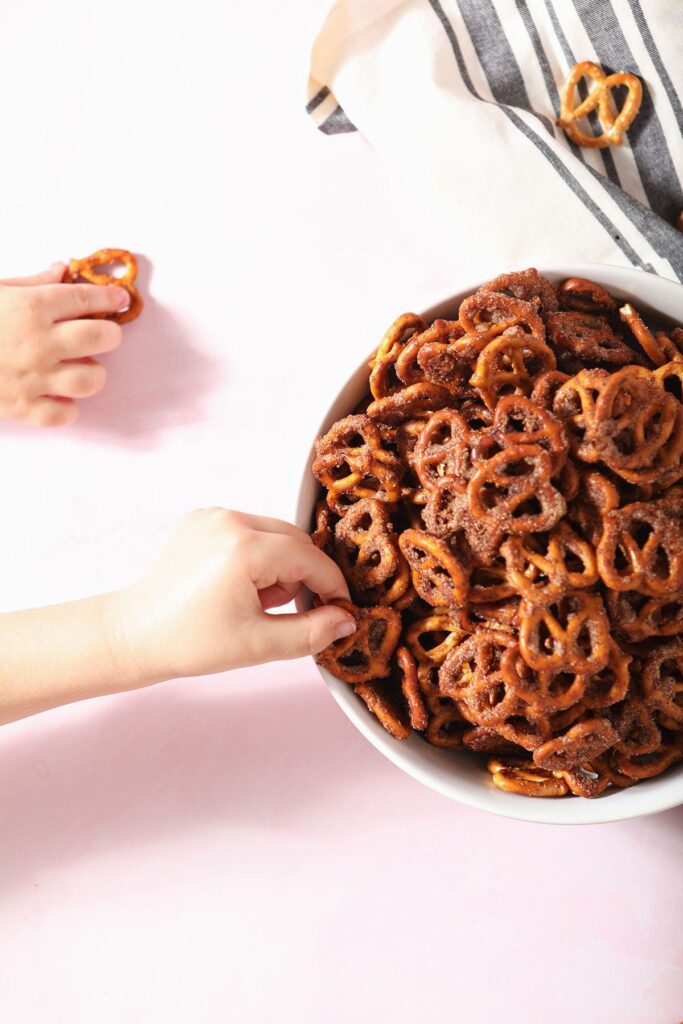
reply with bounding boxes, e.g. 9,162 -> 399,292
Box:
315,600 -> 401,685
65,248 -> 143,323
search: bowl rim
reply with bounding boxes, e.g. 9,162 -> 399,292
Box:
295,262 -> 683,825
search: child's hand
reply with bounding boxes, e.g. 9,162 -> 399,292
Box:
0,263 -> 130,427
111,509 -> 357,683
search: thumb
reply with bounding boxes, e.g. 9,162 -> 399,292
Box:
0,262 -> 66,286
255,605 -> 357,662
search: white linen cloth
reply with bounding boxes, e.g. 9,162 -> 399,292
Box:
307,0 -> 683,282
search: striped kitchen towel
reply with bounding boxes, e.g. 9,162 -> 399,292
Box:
307,0 -> 683,283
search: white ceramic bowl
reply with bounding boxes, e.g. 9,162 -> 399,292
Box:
295,263 -> 683,825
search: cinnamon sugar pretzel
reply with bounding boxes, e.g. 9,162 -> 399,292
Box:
312,268 -> 683,796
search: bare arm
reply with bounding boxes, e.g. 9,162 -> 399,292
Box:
0,594 -> 138,725
0,510 -> 355,726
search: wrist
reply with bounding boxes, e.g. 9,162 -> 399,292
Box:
100,588 -> 168,691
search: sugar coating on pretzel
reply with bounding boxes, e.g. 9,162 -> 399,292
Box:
399,319 -> 469,391
312,268 -> 683,796
479,268 -> 559,318
65,248 -> 143,323
469,332 -> 556,409
396,645 -> 429,731
315,600 -> 402,684
597,499 -> 683,597
558,278 -> 617,315
547,312 -> 635,368
457,291 -> 546,357
502,522 -> 598,604
398,528 -> 468,608
369,313 -> 428,399
334,498 -> 399,591
467,444 -> 566,534
642,639 -> 683,724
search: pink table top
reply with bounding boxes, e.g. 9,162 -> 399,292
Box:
0,1 -> 681,1020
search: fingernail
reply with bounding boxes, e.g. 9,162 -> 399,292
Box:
112,286 -> 130,309
332,616 -> 356,641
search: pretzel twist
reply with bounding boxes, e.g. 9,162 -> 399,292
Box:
590,366 -> 683,485
606,589 -> 683,642
642,639 -> 683,725
423,478 -> 505,566
457,291 -> 546,357
65,248 -> 143,323
467,444 -> 566,535
366,383 -> 452,425
404,611 -> 466,665
398,528 -> 469,608
334,499 -> 399,589
557,61 -> 642,148
313,415 -> 402,513
354,683 -> 411,739
534,718 -> 618,772
414,409 -> 473,490
425,703 -> 467,749
619,303 -> 670,366
470,332 -> 556,410
502,522 -> 598,603
519,591 -> 610,675
310,499 -> 336,555
490,765 -> 569,797
614,733 -> 683,779
315,600 -> 402,684
396,319 -> 467,390
552,368 -> 610,461
558,277 -> 617,315
490,394 -> 567,472
597,500 -> 683,597
479,268 -> 559,318
396,645 -> 429,731
547,311 -> 635,367
369,313 -> 428,399
312,266 -> 683,796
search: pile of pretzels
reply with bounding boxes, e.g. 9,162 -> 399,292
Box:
311,269 -> 683,798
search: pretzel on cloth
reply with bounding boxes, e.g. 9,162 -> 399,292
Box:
557,61 -> 642,148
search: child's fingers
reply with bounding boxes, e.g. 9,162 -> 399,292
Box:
27,397 -> 79,428
38,283 -> 130,323
51,319 -> 123,357
199,508 -> 309,542
232,512 -> 312,540
254,604 -> 356,662
259,581 -> 302,610
247,533 -> 350,601
46,361 -> 107,399
0,263 -> 65,286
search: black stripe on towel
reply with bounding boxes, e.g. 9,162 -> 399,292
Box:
573,0 -> 683,223
306,86 -> 331,115
318,105 -> 357,135
628,0 -> 683,139
426,0 -> 648,270
456,0 -> 555,137
542,0 -> 620,186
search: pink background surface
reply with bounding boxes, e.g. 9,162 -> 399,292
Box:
0,1 -> 681,1020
